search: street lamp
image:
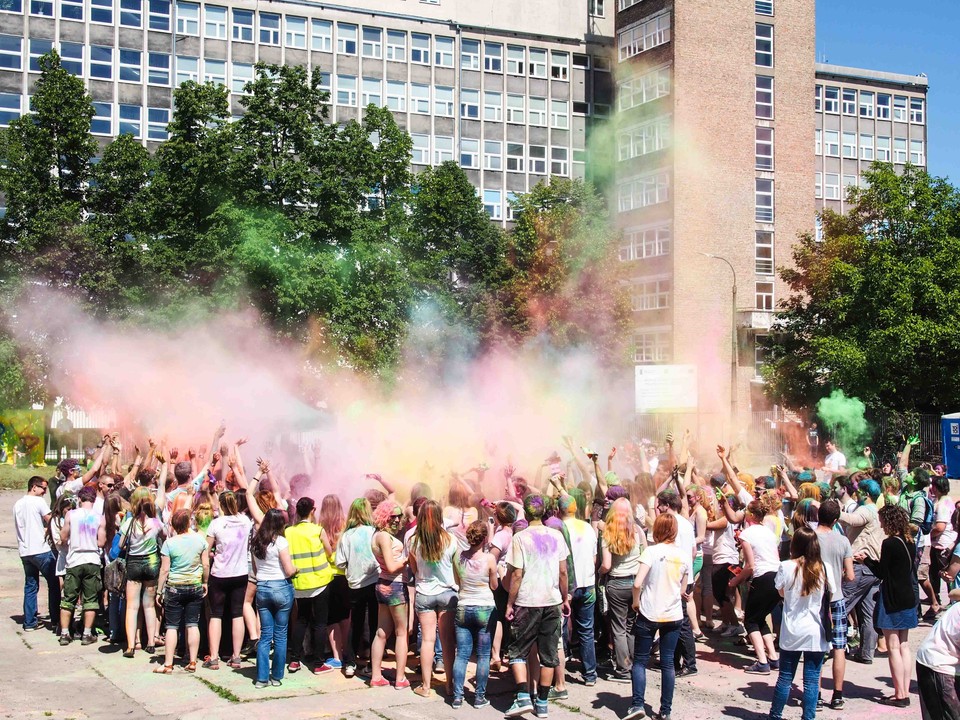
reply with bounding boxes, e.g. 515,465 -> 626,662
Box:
699,252 -> 738,422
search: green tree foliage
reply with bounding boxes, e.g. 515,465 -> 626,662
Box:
764,164 -> 960,413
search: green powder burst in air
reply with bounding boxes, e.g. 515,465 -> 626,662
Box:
816,389 -> 870,454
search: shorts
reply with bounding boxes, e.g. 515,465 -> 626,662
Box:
712,564 -> 736,607
918,545 -> 931,582
208,574 -> 247,619
126,553 -> 160,583
327,574 -> 351,624
743,571 -> 780,635
61,563 -> 103,611
829,598 -> 848,650
375,579 -> 407,606
699,554 -> 714,598
508,604 -> 562,669
163,585 -> 204,628
692,555 -> 703,580
415,589 -> 458,614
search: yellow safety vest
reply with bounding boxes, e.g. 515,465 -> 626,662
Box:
284,521 -> 333,592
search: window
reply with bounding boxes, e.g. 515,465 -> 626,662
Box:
815,172 -> 822,198
910,97 -> 924,123
317,71 -> 330,97
176,1 -> 199,35
814,129 -> 821,155
507,45 -> 524,75
386,30 -> 405,61
0,0 -> 22,10
484,42 -> 502,72
859,91 -> 874,118
335,75 -> 356,106
824,173 -> 840,199
460,138 -> 479,169
551,146 -> 568,176
618,116 -> 671,160
754,126 -> 774,170
260,13 -> 280,45
755,231 -> 773,275
619,225 -> 671,261
203,58 -> 225,85
61,0 -> 83,20
824,130 -> 839,156
593,54 -> 611,72
91,102 -> 112,135
119,48 -> 141,82
550,51 -> 568,80
573,54 -> 589,70
633,330 -> 671,364
411,33 -> 429,64
29,39 -> 53,72
119,104 -> 141,137
754,337 -> 769,377
618,171 -> 670,211
203,5 -> 226,38
755,178 -> 773,222
483,190 -> 502,220
147,52 -> 168,85
175,55 -> 198,85
483,91 -> 502,121
90,0 -> 112,25
814,84 -> 822,111
755,0 -> 773,15
529,145 -> 546,174
337,23 -> 357,55
460,89 -> 479,119
434,136 -> 453,165
893,95 -> 907,121
386,80 -> 405,111
824,86 -> 839,113
506,142 -> 524,172
842,132 -> 856,159
550,99 -> 568,129
410,83 -> 429,114
120,0 -> 141,27
285,16 -> 306,49
841,88 -> 855,115
589,0 -> 604,16
231,62 -> 252,93
411,134 -> 429,165
506,94 -> 524,124
61,42 -> 83,75
506,191 -> 519,220
755,23 -> 773,67
148,0 -> 169,30
618,12 -> 671,61
528,48 -> 547,78
355,77 -> 379,107
593,104 -> 611,118
233,9 -> 253,42
631,279 -> 670,311
526,97 -> 545,127
147,107 -> 169,141
910,139 -> 924,165
843,174 -> 857,192
876,93 -> 891,120
31,0 -> 53,16
461,39 -> 479,70
860,133 -> 873,161
90,45 -> 113,80
876,136 -> 890,162
483,140 -> 502,170
755,75 -> 773,119
361,26 -> 382,58
619,0 -> 641,10
435,36 -> 454,67
893,137 -> 907,163
619,65 -> 671,111
755,282 -> 773,311
434,86 -> 454,116
0,36 -> 20,71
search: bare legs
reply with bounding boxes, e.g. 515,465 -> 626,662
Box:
371,604 -> 409,685
883,629 -> 912,700
124,580 -> 157,652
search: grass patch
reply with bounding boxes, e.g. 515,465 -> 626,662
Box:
194,676 -> 242,703
0,464 -> 53,490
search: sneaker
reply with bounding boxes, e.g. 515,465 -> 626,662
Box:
505,694 -> 534,717
622,707 -> 646,720
744,661 -> 771,675
23,625 -> 40,632
846,652 -> 873,665
369,677 -> 390,688
583,677 -> 597,687
829,696 -> 845,710
59,634 -> 72,646
81,634 -> 97,646
254,680 -> 270,689
474,695 -> 490,709
547,687 -> 568,701
609,669 -> 632,683
451,697 -> 463,709
395,678 -> 411,690
270,679 -> 282,687
344,663 -> 357,678
433,659 -> 444,674
769,658 -> 780,670
315,659 -> 341,674
676,666 -> 698,678
288,661 -> 302,673
534,699 -> 549,718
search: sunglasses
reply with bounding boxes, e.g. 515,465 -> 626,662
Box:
104,483 -> 116,488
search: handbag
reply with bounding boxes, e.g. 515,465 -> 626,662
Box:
819,570 -> 833,641
104,520 -> 131,594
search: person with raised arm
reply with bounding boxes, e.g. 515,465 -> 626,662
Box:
56,441 -> 108,498
58,485 -> 106,646
166,423 -> 226,517
120,487 -> 164,658
336,498 -> 380,678
369,499 -> 410,689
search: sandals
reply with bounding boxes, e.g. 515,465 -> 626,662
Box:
202,656 -> 219,670
123,648 -> 136,659
227,656 -> 243,669
153,664 -> 174,674
145,645 -> 156,654
185,661 -> 197,673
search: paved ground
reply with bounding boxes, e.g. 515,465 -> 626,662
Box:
0,488 -> 925,720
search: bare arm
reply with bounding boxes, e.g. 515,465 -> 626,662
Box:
843,555 -> 855,583
97,515 -> 107,548
730,540 -> 754,587
776,466 -> 798,500
374,532 -> 406,574
279,545 -> 298,579
201,545 -> 211,593
157,555 -> 171,598
82,443 -> 108,484
600,545 -> 612,575
505,566 -> 523,618
60,511 -> 71,545
488,555 -> 499,592
562,436 -> 590,485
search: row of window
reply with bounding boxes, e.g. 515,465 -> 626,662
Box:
618,116 -> 671,161
815,85 -> 924,123
617,65 -> 670,112
419,137 -> 571,176
630,278 -> 670,312
618,12 -> 670,62
618,171 -> 670,212
814,172 -> 863,201
618,224 -> 670,262
0,93 -> 174,138
815,130 -> 925,165
633,330 -> 671,365
629,279 -> 774,315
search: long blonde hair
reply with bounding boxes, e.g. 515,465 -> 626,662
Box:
602,498 -> 636,556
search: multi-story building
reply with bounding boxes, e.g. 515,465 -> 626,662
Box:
0,0 -> 614,224
814,63 -> 928,217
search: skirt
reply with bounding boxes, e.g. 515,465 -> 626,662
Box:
875,591 -> 918,631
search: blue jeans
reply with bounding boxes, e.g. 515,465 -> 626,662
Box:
453,605 -> 495,700
21,552 -> 60,630
770,650 -> 825,720
565,586 -> 597,681
256,580 -> 295,683
631,614 -> 681,715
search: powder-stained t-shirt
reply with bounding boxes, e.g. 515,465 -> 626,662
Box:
336,525 -> 379,589
563,517 -> 597,590
206,514 -> 253,578
506,524 -> 568,608
161,531 -> 207,586
637,542 -> 689,623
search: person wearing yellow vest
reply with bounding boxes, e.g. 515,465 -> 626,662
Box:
284,497 -> 335,674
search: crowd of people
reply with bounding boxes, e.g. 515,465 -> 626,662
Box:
11,425 -> 960,719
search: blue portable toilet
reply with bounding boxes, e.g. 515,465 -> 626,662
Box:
941,413 -> 960,478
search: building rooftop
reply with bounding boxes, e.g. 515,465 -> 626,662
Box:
816,62 -> 928,90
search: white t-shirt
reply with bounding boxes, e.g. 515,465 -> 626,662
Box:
506,524 -> 569,608
673,513 -> 696,579
740,523 -> 781,576
824,451 -> 847,474
456,550 -> 495,607
775,559 -> 837,652
65,507 -> 103,569
207,514 -> 253,578
335,525 -> 379,589
712,522 -> 740,565
412,536 -> 458,596
254,536 -> 290,582
490,526 -> 513,578
637,542 -> 689,623
563,517 -> 597,590
934,498 -> 957,551
51,516 -> 67,576
916,602 -> 960,676
13,494 -> 51,557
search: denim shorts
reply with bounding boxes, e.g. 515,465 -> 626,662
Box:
163,585 -> 204,627
126,553 -> 160,583
415,589 -> 458,614
375,579 -> 407,606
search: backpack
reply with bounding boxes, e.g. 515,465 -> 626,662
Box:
913,493 -> 935,535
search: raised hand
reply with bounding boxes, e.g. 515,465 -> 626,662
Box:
716,444 -> 726,459
608,446 -> 618,462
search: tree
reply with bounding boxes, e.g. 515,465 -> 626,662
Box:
764,163 -> 960,413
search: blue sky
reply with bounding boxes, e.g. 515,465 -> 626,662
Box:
816,1 -> 957,182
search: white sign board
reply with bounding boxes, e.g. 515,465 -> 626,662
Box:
635,365 -> 698,413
